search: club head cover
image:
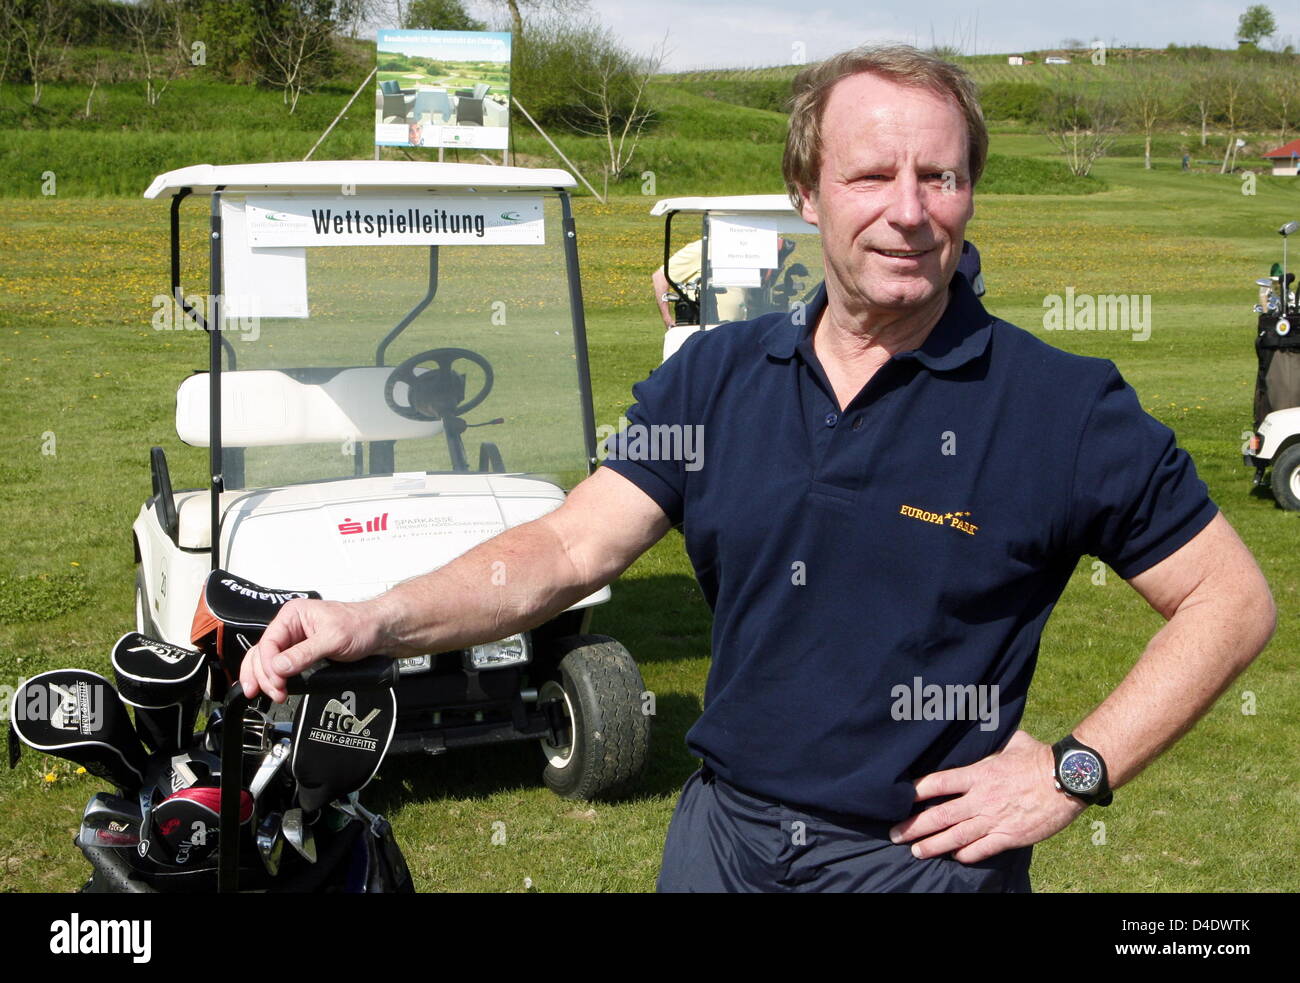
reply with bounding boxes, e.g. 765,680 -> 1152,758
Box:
291,684 -> 397,814
191,571 -> 319,688
8,670 -> 146,792
111,632 -> 208,753
152,785 -> 253,867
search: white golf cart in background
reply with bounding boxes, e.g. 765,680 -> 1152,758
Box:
1243,221 -> 1300,509
132,161 -> 648,799
652,195 -> 987,363
652,195 -> 824,362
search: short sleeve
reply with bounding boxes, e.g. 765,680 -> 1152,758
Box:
667,240 -> 703,286
1068,366 -> 1218,579
599,354 -> 696,526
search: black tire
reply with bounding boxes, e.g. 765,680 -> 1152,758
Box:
1271,444 -> 1300,510
538,635 -> 650,800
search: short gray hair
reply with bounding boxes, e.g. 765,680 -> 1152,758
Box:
782,44 -> 988,207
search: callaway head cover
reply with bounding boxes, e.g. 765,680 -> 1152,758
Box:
191,570 -> 320,687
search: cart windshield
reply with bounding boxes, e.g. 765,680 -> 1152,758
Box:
698,210 -> 824,327
205,190 -> 590,492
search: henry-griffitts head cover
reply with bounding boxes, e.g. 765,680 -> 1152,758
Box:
191,570 -> 320,686
8,669 -> 147,791
111,632 -> 208,753
291,683 -> 397,814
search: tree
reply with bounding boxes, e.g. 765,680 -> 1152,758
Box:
403,0 -> 484,30
113,0 -> 187,107
1213,64 -> 1255,172
1237,5 -> 1276,45
1119,61 -> 1173,170
485,0 -> 588,38
1,0 -> 72,106
1042,73 -> 1119,177
255,0 -> 345,113
1183,58 -> 1220,147
1260,64 -> 1300,143
571,31 -> 668,190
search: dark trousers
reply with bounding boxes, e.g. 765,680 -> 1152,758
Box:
657,766 -> 1033,893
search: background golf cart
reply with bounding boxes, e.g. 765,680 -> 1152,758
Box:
1243,220 -> 1300,509
134,161 -> 648,800
653,195 -> 986,363
653,195 -> 824,362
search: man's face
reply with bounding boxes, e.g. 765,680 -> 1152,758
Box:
799,72 -> 974,318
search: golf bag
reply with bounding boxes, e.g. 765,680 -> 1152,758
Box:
1254,311 -> 1300,428
8,570 -> 414,894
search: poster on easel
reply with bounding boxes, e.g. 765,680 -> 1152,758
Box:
375,29 -> 511,151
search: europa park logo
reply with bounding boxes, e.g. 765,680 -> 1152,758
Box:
899,504 -> 979,536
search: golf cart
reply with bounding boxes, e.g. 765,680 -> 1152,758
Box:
133,161 -> 649,800
653,195 -> 824,362
652,195 -> 987,363
1243,220 -> 1300,509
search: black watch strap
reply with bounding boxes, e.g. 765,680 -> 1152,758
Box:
1052,734 -> 1113,807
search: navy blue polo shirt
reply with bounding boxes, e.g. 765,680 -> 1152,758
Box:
601,275 -> 1217,821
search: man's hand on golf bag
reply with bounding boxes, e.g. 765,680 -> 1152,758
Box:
241,598 -> 390,704
240,470 -> 673,706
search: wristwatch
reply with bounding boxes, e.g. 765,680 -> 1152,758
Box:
1052,735 -> 1113,806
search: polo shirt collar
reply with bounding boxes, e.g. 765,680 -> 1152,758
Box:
760,274 -> 993,372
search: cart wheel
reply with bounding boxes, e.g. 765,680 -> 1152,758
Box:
538,636 -> 650,801
1270,444 -> 1300,510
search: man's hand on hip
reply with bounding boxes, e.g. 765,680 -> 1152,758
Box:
888,730 -> 1087,863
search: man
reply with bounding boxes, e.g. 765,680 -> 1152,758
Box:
241,45 -> 1274,892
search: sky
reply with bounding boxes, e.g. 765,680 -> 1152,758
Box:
459,0 -> 1287,71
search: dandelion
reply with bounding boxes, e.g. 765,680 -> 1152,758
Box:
44,771 -> 57,783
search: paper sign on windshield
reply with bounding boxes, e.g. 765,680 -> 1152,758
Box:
244,196 -> 544,247
709,217 -> 779,269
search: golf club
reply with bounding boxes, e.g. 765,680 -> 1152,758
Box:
256,813 -> 284,876
281,807 -> 316,864
1280,221 -> 1299,317
76,792 -> 144,850
249,738 -> 290,801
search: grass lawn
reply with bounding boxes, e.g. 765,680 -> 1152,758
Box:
0,137 -> 1297,892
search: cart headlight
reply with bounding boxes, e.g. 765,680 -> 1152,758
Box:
398,654 -> 432,675
465,634 -> 531,670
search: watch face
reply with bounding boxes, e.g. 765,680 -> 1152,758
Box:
1059,750 -> 1102,794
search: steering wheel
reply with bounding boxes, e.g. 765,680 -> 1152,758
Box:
384,348 -> 494,421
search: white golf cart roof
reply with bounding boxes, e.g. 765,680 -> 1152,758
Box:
650,194 -> 798,216
144,160 -> 577,199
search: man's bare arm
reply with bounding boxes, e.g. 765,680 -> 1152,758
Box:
890,512 -> 1275,862
652,268 -> 675,329
1071,511 -> 1276,785
240,468 -> 672,701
